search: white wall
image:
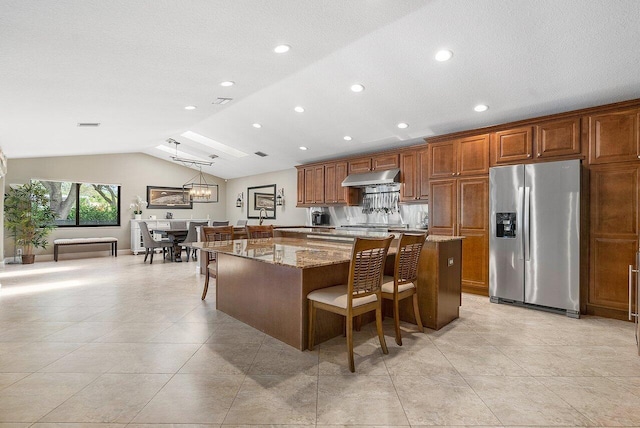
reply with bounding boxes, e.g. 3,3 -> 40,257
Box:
4,153 -> 227,255
225,168 -> 308,226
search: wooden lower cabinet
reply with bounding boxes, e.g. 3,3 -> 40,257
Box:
587,163 -> 640,318
429,176 -> 489,295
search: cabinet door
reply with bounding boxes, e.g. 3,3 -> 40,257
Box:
589,164 -> 639,315
303,167 -> 315,205
313,166 -> 325,204
417,147 -> 430,199
535,117 -> 581,159
296,168 -> 305,206
348,158 -> 371,174
324,163 -> 337,204
429,141 -> 456,179
588,109 -> 640,165
429,179 -> 457,235
458,134 -> 489,176
400,151 -> 417,202
372,153 -> 400,171
458,177 -> 489,294
492,126 -> 533,165
335,161 -> 355,205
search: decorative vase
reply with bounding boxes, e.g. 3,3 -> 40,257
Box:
21,254 -> 35,264
134,214 -> 142,220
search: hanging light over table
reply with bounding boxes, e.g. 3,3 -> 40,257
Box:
166,139 -> 217,203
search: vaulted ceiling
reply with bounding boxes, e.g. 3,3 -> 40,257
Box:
2,0 -> 639,179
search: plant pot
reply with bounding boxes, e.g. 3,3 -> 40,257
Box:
134,214 -> 142,220
21,254 -> 35,264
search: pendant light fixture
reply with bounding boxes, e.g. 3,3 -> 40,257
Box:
167,139 -> 217,203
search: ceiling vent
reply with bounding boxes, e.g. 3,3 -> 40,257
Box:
254,151 -> 268,157
212,97 -> 233,105
77,122 -> 100,127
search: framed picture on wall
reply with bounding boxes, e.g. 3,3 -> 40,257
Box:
247,184 -> 276,219
146,186 -> 193,209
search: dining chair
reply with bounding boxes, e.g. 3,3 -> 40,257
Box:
201,225 -> 235,300
236,219 -> 248,227
139,221 -> 173,264
381,233 -> 427,345
245,224 -> 274,239
212,220 -> 229,226
181,221 -> 208,262
307,235 -> 393,372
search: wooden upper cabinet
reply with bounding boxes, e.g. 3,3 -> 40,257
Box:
400,148 -> 429,202
303,167 -> 315,205
535,117 -> 581,159
428,141 -> 456,179
458,134 -> 490,176
324,163 -> 337,204
313,165 -> 325,204
372,153 -> 400,171
429,134 -> 489,179
492,126 -> 533,165
296,167 -> 305,206
348,157 -> 372,174
400,151 -> 417,202
349,153 -> 399,174
587,109 -> 640,165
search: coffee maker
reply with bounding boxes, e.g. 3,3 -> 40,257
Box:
311,211 -> 330,226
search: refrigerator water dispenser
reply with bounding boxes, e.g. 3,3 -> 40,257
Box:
496,212 -> 516,238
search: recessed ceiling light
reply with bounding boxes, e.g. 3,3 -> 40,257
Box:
252,123 -> 262,128
294,106 -> 305,113
435,49 -> 453,62
184,105 -> 197,110
350,84 -> 365,93
343,136 -> 352,141
474,104 -> 489,112
220,81 -> 235,87
397,122 -> 409,129
274,44 -> 290,54
299,146 -> 308,151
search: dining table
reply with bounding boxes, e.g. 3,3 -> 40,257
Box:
151,229 -> 188,262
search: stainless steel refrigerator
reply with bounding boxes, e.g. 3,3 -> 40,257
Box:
489,159 -> 580,317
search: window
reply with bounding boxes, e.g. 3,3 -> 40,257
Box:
34,180 -> 121,227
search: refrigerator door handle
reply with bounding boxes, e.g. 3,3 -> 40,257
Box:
523,186 -> 531,261
629,261 -> 639,321
518,186 -> 524,260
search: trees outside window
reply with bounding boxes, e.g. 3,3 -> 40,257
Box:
35,180 -> 120,227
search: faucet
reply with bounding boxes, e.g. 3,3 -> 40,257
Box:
259,208 -> 267,225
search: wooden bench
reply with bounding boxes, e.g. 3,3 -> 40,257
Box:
53,237 -> 118,261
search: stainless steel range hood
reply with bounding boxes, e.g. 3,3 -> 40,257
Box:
341,168 -> 400,187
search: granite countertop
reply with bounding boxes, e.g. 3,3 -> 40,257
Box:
427,235 -> 464,242
192,237 -> 354,269
276,227 -> 393,239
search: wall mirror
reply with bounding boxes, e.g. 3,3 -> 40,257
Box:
247,184 -> 276,219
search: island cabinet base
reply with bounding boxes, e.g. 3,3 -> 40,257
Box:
216,253 -> 349,350
391,239 -> 462,330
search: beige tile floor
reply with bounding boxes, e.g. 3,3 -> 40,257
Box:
0,255 -> 639,427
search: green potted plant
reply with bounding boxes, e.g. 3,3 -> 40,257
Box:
4,182 -> 57,264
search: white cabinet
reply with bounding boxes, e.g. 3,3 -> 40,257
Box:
130,219 -> 209,255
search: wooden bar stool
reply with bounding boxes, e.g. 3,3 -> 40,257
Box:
201,225 -> 234,300
307,235 -> 393,372
381,233 -> 427,345
245,224 -> 274,239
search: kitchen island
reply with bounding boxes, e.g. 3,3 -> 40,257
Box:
194,232 -> 462,350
